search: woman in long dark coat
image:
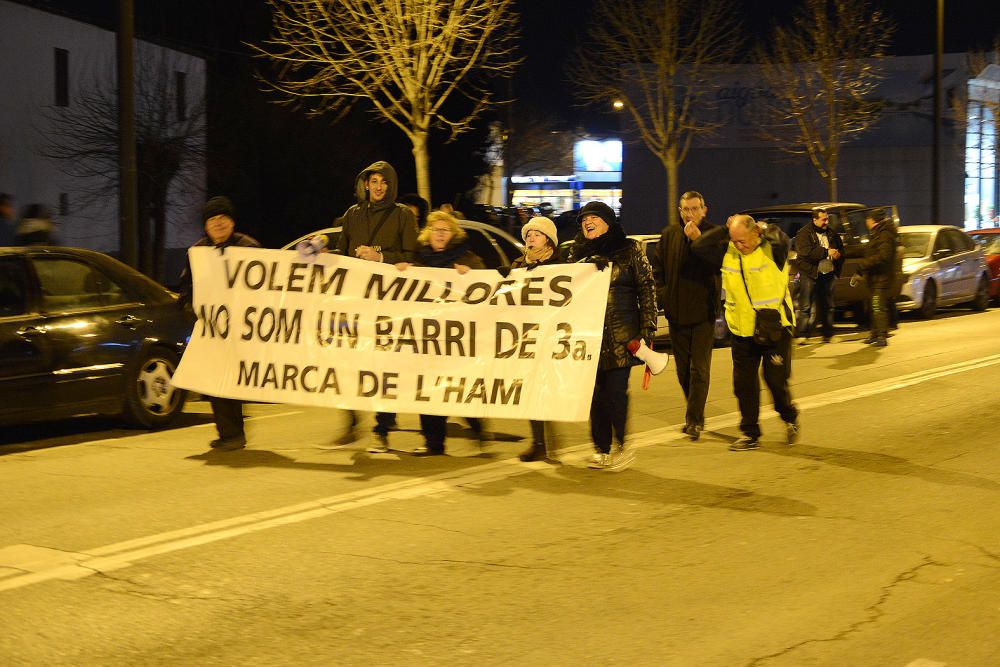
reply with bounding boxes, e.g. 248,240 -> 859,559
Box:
566,202 -> 658,470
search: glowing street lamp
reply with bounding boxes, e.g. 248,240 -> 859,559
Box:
612,99 -> 624,111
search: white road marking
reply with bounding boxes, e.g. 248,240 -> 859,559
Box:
2,354 -> 999,593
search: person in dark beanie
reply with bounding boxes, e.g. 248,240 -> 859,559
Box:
335,161 -> 419,452
854,208 -> 897,347
178,196 -> 261,450
567,201 -> 657,470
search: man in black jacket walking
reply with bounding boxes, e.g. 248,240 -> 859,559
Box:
854,209 -> 897,347
178,196 -> 261,450
794,209 -> 845,343
652,191 -> 721,441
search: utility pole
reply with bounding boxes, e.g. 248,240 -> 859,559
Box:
931,0 -> 943,225
117,0 -> 138,268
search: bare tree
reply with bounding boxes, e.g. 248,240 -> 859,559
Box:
253,0 -> 521,204
568,0 -> 741,224
756,0 -> 894,201
42,53 -> 205,281
504,107 -> 577,178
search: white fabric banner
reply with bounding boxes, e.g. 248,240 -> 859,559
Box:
172,247 -> 611,421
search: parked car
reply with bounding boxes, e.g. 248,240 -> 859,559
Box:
739,202 -> 902,320
283,219 -> 524,269
895,225 -> 991,318
968,228 -> 1000,304
0,247 -> 190,428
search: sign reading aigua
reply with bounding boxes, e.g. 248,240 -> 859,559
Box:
172,247 -> 611,421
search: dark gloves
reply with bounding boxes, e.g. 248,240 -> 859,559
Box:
592,256 -> 609,271
496,265 -> 512,278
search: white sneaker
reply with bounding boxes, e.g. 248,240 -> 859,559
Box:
366,434 -> 389,454
587,452 -> 611,469
608,444 -> 635,471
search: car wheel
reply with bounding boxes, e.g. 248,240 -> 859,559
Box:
918,281 -> 937,319
122,347 -> 187,428
971,275 -> 990,311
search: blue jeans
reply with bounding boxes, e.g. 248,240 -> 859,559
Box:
795,272 -> 835,338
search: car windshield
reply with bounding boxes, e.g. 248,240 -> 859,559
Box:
971,234 -> 1000,255
899,232 -> 931,258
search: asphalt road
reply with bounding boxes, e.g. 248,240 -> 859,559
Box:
2,308 -> 999,666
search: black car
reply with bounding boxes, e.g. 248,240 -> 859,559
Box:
740,202 -> 901,318
0,247 -> 191,428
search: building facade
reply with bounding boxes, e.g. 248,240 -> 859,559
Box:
0,0 -> 206,257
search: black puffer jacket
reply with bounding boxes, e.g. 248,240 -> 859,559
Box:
567,224 -> 658,370
856,220 -> 898,289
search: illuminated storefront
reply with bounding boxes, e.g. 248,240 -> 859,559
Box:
966,64 -> 999,229
510,138 -> 622,213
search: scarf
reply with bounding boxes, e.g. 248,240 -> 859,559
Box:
417,238 -> 472,268
523,245 -> 554,265
571,222 -> 628,261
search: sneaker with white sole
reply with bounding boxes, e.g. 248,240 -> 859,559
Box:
786,422 -> 800,445
587,452 -> 611,469
366,434 -> 390,454
728,435 -> 759,451
608,444 -> 635,471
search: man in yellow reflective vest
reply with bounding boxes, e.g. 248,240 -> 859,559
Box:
692,214 -> 800,451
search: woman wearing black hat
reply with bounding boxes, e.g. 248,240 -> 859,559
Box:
178,196 -> 261,451
567,201 -> 658,470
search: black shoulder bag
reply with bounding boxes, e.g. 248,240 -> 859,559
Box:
739,254 -> 790,346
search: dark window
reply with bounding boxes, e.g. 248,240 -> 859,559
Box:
0,257 -> 29,317
54,48 -> 69,107
34,257 -> 131,312
175,71 -> 187,121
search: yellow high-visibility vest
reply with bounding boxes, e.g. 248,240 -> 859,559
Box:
721,242 -> 795,337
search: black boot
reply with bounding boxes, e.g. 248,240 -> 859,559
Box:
519,441 -> 546,462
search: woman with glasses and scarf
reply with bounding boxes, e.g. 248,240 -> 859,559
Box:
394,211 -> 485,456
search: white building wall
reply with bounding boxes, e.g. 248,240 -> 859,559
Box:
0,0 -> 205,252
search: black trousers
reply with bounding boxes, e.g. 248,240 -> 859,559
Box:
668,319 -> 715,428
419,414 -> 447,453
373,412 -> 397,436
208,396 -> 244,440
731,332 -> 798,439
796,272 -> 835,338
870,283 -> 892,338
590,365 -> 632,454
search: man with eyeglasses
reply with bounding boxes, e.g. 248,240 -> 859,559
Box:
652,191 -> 721,441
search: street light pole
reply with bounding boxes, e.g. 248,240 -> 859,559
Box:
932,0 -> 943,225
117,0 -> 138,269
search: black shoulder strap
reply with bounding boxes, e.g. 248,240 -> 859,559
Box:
364,205 -> 397,247
739,253 -> 791,320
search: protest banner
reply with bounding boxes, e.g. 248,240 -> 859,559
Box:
172,247 -> 612,421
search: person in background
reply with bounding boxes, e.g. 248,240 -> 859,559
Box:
652,191 -> 720,442
853,208 -> 897,348
566,201 -> 657,470
335,161 -> 419,452
506,215 -> 564,462
692,214 -> 799,452
793,208 -> 845,344
399,193 -> 429,228
394,210 -> 485,456
15,204 -> 59,246
0,194 -> 16,246
178,196 -> 262,451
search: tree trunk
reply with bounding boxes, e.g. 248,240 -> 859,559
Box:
411,131 -> 431,205
828,171 -> 838,202
663,153 -> 680,227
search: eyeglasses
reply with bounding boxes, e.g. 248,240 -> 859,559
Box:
430,227 -> 452,234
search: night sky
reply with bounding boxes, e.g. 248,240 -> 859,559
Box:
15,0 -> 1000,240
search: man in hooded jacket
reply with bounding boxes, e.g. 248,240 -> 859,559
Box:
334,161 -> 419,451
